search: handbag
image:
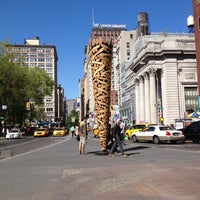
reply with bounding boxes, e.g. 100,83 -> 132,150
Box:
76,134 -> 80,141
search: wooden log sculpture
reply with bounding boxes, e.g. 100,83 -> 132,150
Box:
89,38 -> 112,151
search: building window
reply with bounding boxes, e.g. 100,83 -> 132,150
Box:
46,108 -> 53,112
46,54 -> 52,58
14,47 -> 20,52
185,87 -> 198,113
30,58 -> 37,62
38,58 -> 45,62
198,17 -> 200,30
127,42 -> 130,48
46,48 -> 52,52
23,58 -> 29,62
46,68 -> 52,72
30,54 -> 37,57
38,48 -> 45,52
30,48 -> 37,52
38,63 -> 45,67
30,63 -> 36,67
46,63 -> 53,67
46,58 -> 52,62
38,53 -> 45,57
22,53 -> 29,57
22,48 -> 29,52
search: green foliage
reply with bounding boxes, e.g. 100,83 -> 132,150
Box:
67,110 -> 79,127
0,41 -> 54,126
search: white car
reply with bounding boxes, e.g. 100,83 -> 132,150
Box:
6,128 -> 23,139
132,125 -> 185,144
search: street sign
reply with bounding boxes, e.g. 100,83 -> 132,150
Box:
198,95 -> 200,111
192,112 -> 199,118
71,117 -> 75,123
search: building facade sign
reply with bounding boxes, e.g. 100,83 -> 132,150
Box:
93,23 -> 126,29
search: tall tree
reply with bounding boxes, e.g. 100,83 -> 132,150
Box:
0,41 -> 54,126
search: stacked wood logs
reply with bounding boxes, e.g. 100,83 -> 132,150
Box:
89,38 -> 113,151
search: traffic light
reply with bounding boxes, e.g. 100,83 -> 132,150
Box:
159,117 -> 164,122
26,102 -> 31,109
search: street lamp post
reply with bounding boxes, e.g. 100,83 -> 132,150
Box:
2,105 -> 7,136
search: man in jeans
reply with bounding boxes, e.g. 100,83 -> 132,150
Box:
79,117 -> 87,155
109,119 -> 128,158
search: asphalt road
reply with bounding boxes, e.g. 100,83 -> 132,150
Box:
0,134 -> 200,200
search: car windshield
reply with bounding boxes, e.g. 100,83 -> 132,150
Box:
10,129 -> 19,133
159,126 -> 172,131
133,125 -> 146,129
147,127 -> 155,131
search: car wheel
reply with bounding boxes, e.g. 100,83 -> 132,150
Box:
192,140 -> 199,143
171,141 -> 177,144
153,136 -> 160,144
132,135 -> 138,142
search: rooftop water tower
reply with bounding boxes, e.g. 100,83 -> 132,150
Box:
137,12 -> 149,38
187,15 -> 194,33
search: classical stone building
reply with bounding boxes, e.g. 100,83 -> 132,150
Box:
193,0 -> 200,93
127,33 -> 197,125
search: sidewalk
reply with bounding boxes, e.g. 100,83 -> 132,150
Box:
30,136 -> 200,200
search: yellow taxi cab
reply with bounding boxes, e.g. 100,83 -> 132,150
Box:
125,124 -> 150,139
87,126 -> 92,132
53,128 -> 67,137
34,128 -> 49,137
93,128 -> 99,137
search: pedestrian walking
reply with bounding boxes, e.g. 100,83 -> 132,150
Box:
120,120 -> 128,145
70,125 -> 75,137
79,117 -> 87,155
75,123 -> 79,136
109,119 -> 128,158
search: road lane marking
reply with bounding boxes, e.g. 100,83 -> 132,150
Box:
0,137 -> 71,162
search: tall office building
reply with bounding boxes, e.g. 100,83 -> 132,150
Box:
10,36 -> 58,122
84,24 -> 127,117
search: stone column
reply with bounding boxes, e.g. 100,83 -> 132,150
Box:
139,76 -> 145,122
144,72 -> 150,123
149,69 -> 157,124
135,80 -> 140,123
89,38 -> 112,151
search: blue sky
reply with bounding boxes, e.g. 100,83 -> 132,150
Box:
0,0 -> 193,99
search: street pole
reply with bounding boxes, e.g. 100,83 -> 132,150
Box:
2,105 -> 7,136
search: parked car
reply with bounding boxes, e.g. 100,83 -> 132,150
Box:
125,124 -> 150,139
34,128 -> 49,137
6,128 -> 23,139
180,121 -> 200,143
53,128 -> 67,137
132,125 -> 184,144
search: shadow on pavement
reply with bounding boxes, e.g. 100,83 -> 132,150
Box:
86,145 -> 149,156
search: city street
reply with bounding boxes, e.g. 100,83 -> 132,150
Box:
0,134 -> 200,200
